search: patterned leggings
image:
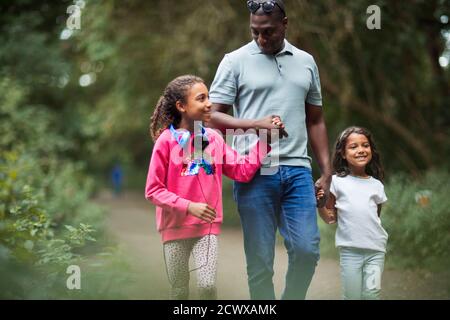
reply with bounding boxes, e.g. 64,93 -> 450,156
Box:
163,234 -> 218,300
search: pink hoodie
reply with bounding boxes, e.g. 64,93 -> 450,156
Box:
145,128 -> 270,243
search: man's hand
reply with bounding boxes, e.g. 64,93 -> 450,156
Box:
253,115 -> 289,138
316,189 -> 337,224
187,202 -> 216,222
265,116 -> 287,144
314,174 -> 332,208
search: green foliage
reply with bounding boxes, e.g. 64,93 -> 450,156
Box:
0,47 -> 126,299
0,1 -> 448,299
318,219 -> 339,260
74,0 -> 449,175
222,177 -> 240,227
0,144 -> 130,299
1,148 -> 95,297
0,152 -> 51,264
0,78 -> 69,155
383,170 -> 450,270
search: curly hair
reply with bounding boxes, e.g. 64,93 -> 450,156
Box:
332,126 -> 385,182
149,75 -> 204,141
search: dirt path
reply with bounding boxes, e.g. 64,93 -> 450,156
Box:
96,191 -> 449,300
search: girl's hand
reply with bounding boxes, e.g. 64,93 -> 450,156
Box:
318,208 -> 337,224
324,211 -> 337,224
254,115 -> 289,138
258,115 -> 288,144
271,116 -> 284,129
315,174 -> 331,208
316,188 -> 325,201
271,116 -> 288,138
316,189 -> 337,224
188,202 -> 216,222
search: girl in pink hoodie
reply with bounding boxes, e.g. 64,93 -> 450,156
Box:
145,75 -> 283,300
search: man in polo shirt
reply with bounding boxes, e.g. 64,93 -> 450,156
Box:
209,0 -> 332,300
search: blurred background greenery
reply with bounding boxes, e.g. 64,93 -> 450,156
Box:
0,0 -> 449,299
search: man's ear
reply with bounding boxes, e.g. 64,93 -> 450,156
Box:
175,101 -> 186,113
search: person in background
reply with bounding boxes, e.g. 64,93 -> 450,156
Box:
111,163 -> 123,197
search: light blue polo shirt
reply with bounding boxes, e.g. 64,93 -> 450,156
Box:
210,39 -> 322,168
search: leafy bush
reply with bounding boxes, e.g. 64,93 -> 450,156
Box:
382,170 -> 450,270
0,78 -> 129,299
1,150 -> 101,299
222,177 -> 241,227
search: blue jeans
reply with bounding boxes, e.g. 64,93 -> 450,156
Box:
339,247 -> 385,300
233,166 -> 320,300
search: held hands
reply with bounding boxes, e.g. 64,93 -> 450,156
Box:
314,174 -> 331,208
316,188 -> 337,224
254,115 -> 288,144
253,115 -> 289,139
188,202 -> 216,223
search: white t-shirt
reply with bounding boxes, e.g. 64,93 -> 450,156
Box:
330,174 -> 388,253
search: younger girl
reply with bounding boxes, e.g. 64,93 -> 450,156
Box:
317,126 -> 388,300
145,75 -> 281,300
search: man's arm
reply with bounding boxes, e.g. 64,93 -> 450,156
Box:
210,103 -> 289,136
209,103 -> 256,133
306,103 -> 332,207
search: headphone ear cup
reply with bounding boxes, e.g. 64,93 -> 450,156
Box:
170,124 -> 191,149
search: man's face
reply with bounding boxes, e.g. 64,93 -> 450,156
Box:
250,13 -> 287,55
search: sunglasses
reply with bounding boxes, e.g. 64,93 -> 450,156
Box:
247,1 -> 286,17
